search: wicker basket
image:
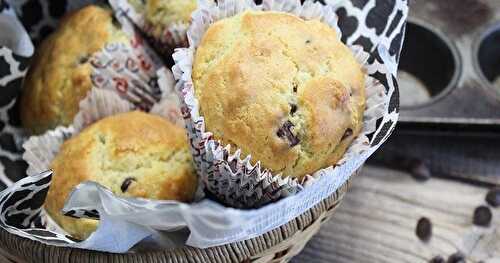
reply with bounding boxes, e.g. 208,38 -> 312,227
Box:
0,174 -> 352,263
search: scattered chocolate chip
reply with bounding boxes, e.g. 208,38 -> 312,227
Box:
292,82 -> 298,92
305,39 -> 311,44
447,252 -> 465,263
409,159 -> 431,182
121,177 -> 137,193
277,121 -> 299,147
429,255 -> 445,263
473,206 -> 492,227
416,217 -> 432,242
290,104 -> 297,115
486,187 -> 500,207
341,128 -> 353,140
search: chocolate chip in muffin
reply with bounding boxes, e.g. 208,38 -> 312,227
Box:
290,104 -> 297,115
305,39 -> 311,44
78,55 -> 90,64
429,255 -> 445,263
447,252 -> 465,263
111,15 -> 122,29
121,177 -> 137,193
277,121 -> 299,147
473,206 -> 492,227
292,82 -> 298,93
416,217 -> 432,242
341,128 -> 353,140
486,187 -> 500,207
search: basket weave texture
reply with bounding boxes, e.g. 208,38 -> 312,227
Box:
0,173 -> 354,263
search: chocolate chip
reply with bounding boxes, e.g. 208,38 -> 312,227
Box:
473,206 -> 492,227
290,104 -> 297,115
409,159 -> 431,182
447,252 -> 465,263
486,187 -> 500,207
292,82 -> 298,92
111,15 -> 122,30
78,55 -> 89,64
341,128 -> 353,140
416,217 -> 432,242
429,255 -> 445,263
277,121 -> 299,147
121,177 -> 137,193
305,39 -> 311,44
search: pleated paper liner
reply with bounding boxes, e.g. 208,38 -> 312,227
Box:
172,0 -> 399,208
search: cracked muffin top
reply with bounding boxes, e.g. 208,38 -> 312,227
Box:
192,11 -> 366,179
20,5 -> 129,135
45,111 -> 197,240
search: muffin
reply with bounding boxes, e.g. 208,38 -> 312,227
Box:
20,5 -> 129,134
126,0 -> 197,56
141,0 -> 196,39
45,111 -> 197,239
192,11 -> 366,179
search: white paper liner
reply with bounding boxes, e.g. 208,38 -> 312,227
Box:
172,0 -> 394,208
0,0 -> 405,253
109,0 -> 192,57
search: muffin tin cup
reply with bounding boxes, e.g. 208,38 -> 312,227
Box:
172,0 -> 401,208
109,0 -> 190,59
398,19 -> 460,109
476,22 -> 500,98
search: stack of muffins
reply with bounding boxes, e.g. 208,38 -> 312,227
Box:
21,1 -> 366,239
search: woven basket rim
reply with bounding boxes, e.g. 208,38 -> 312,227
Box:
0,175 -> 354,262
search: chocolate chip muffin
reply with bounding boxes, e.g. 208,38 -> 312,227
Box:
134,0 -> 196,40
192,11 -> 366,179
46,111 -> 197,239
20,5 -> 129,134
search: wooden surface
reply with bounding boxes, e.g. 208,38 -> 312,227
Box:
293,165 -> 500,263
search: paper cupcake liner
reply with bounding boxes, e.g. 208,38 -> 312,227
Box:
109,0 -> 191,59
172,0 -> 400,208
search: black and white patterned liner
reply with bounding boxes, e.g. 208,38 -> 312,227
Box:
172,0 -> 405,208
0,0 -> 406,252
0,0 -> 33,57
0,0 -> 32,190
6,0 -> 105,45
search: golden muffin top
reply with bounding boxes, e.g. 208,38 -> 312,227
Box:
20,5 -> 129,134
46,111 -> 197,239
136,0 -> 197,38
192,11 -> 366,179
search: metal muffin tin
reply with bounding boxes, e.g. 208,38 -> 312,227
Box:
398,0 -> 500,130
